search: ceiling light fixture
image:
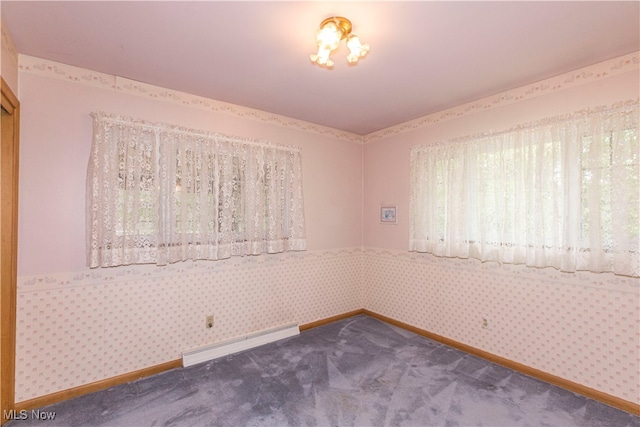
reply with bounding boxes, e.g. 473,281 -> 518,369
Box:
309,16 -> 370,68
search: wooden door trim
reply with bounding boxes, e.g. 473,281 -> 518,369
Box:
1,77 -> 20,425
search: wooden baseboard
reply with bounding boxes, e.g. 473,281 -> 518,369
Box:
362,309 -> 640,416
15,311 -> 365,412
14,310 -> 365,411
14,309 -> 639,417
14,359 -> 181,413
299,309 -> 365,331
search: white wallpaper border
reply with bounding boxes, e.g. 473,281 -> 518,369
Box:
363,52 -> 640,143
17,54 -> 364,145
18,247 -> 364,293
18,52 -> 639,146
363,247 -> 640,294
20,246 -> 638,294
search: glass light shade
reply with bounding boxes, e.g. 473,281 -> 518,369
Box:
310,17 -> 368,68
316,22 -> 341,51
309,45 -> 334,67
346,34 -> 370,63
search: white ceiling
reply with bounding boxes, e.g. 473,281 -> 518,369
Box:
2,1 -> 639,135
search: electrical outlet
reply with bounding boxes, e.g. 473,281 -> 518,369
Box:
482,318 -> 489,329
206,315 -> 214,329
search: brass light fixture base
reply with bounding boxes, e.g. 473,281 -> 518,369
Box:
320,16 -> 353,40
310,15 -> 368,67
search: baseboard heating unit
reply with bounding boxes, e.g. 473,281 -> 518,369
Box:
182,323 -> 300,367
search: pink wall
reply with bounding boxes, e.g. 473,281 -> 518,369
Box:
363,69 -> 639,249
13,52 -> 640,406
17,64 -> 363,276
362,65 -> 640,404
14,57 -> 365,402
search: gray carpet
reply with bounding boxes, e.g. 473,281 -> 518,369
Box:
8,314 -> 640,426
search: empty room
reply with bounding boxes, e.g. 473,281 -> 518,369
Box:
1,2 -> 639,426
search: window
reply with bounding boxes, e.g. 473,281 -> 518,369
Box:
409,101 -> 639,277
87,113 -> 306,268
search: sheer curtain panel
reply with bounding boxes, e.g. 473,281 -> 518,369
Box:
87,113 -> 306,268
409,101 -> 639,277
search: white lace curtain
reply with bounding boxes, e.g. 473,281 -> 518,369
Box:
87,113 -> 306,268
409,100 -> 639,277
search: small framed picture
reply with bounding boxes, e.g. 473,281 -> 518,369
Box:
380,205 -> 397,224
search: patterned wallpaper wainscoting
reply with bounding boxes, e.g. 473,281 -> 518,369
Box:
15,248 -> 363,402
15,246 -> 639,405
362,248 -> 640,404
